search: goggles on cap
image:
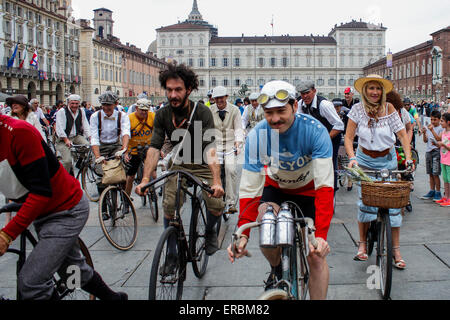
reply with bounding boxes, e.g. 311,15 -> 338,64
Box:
257,89 -> 291,107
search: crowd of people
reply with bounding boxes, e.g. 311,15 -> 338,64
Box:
0,62 -> 449,300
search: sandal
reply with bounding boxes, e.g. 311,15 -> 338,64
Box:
393,247 -> 406,270
354,241 -> 369,261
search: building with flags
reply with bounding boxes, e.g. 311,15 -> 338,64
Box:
153,0 -> 387,99
0,0 -> 82,105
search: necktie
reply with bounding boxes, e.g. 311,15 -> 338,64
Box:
219,110 -> 226,122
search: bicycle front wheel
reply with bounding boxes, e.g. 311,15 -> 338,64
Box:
377,210 -> 393,300
189,193 -> 209,279
81,165 -> 100,202
98,186 -> 138,251
149,226 -> 185,300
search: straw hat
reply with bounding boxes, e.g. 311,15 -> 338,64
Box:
354,74 -> 393,94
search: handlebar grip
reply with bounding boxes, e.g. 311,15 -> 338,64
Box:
0,203 -> 22,214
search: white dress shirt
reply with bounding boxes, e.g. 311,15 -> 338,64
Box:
55,107 -> 91,139
298,95 -> 345,132
90,110 -> 131,146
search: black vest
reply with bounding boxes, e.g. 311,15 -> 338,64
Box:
64,107 -> 83,138
302,96 -> 333,132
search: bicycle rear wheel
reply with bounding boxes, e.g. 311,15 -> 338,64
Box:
189,193 -> 209,279
98,186 -> 138,251
149,226 -> 185,300
81,165 -> 100,202
377,210 -> 393,300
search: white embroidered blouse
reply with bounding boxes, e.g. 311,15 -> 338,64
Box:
347,103 -> 405,151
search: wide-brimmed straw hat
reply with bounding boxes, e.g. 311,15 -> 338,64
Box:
354,74 -> 393,94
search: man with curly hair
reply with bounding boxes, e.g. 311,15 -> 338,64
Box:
136,64 -> 225,259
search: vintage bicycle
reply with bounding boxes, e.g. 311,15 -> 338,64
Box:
231,202 -> 319,300
0,203 -> 95,300
142,170 -> 214,300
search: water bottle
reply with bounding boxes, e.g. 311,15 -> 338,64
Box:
276,203 -> 294,247
259,206 -> 277,248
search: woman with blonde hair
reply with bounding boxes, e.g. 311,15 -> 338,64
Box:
344,75 -> 413,270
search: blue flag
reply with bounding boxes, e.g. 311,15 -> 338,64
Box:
7,44 -> 18,69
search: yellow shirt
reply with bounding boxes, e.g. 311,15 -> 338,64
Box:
128,112 -> 155,155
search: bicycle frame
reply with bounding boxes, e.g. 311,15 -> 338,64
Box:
144,170 -> 214,264
232,213 -> 318,300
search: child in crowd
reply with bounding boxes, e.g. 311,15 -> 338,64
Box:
421,111 -> 444,202
434,113 -> 450,207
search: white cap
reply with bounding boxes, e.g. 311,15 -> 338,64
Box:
212,86 -> 228,99
249,92 -> 259,101
68,94 -> 82,102
260,81 -> 296,109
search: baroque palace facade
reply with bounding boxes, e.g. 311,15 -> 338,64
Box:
151,0 -> 387,99
0,0 -> 81,104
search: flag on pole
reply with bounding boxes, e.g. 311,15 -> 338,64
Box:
7,44 -> 19,69
270,15 -> 274,28
19,49 -> 27,69
30,49 -> 38,68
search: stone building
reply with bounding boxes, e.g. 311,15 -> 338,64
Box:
153,0 -> 387,99
0,0 -> 81,105
364,26 -> 449,102
80,8 -> 167,106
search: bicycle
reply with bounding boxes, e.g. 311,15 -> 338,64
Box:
71,145 -> 102,203
0,203 -> 95,300
142,170 -> 214,300
98,155 -> 138,251
356,168 -> 412,300
231,202 -> 319,300
131,145 -> 159,223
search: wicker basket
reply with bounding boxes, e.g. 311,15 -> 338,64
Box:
361,181 -> 412,209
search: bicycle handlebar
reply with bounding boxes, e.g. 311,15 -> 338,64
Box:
141,170 -> 214,195
231,217 -> 319,259
0,203 -> 22,214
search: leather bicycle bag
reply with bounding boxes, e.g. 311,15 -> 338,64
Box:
102,159 -> 126,185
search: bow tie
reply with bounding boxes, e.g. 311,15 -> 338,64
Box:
104,116 -> 116,121
218,110 -> 227,121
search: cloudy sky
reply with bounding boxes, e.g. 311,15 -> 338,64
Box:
72,0 -> 448,54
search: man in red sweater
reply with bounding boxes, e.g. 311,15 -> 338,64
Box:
0,113 -> 127,300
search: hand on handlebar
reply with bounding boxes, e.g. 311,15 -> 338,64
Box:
227,236 -> 249,264
135,182 -> 149,197
349,159 -> 359,168
0,237 -> 9,256
309,237 -> 330,259
209,184 -> 225,199
95,156 -> 106,165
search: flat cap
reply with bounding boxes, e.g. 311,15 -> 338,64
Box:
297,81 -> 316,94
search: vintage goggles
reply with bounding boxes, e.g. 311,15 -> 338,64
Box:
257,90 -> 291,107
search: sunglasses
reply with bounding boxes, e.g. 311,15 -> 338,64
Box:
258,90 -> 291,107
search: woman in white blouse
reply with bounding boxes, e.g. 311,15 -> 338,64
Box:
344,75 -> 413,270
